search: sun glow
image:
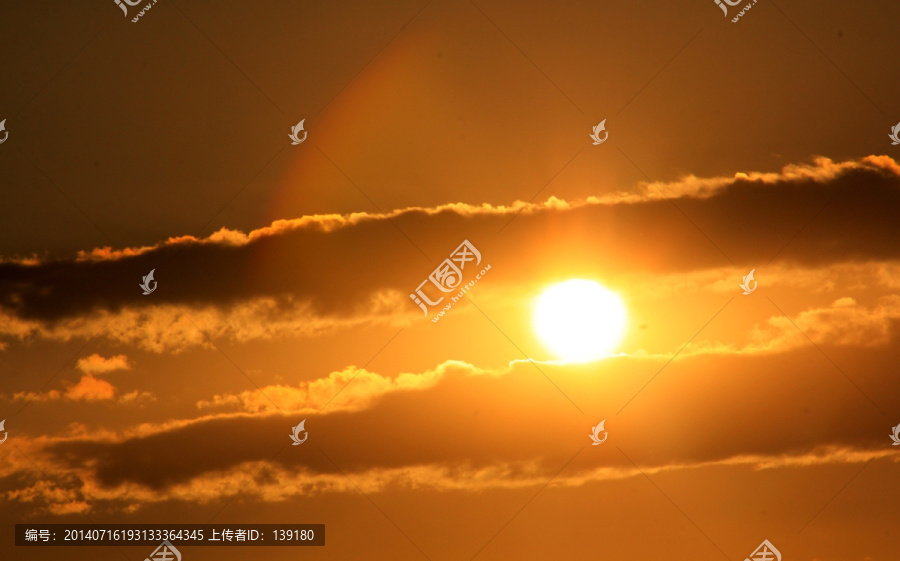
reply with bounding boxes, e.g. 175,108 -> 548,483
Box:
533,279 -> 628,362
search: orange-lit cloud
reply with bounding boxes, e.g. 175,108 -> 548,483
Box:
0,294 -> 409,353
64,375 -> 117,401
197,360 -> 485,414
2,155 -> 899,331
11,376 -> 153,404
75,353 -> 131,375
3,340 -> 889,511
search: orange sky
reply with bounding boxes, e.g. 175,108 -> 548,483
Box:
1,1 -> 900,560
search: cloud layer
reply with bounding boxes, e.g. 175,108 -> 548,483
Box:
2,155 -> 900,353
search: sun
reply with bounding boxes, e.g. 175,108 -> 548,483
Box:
533,279 -> 628,362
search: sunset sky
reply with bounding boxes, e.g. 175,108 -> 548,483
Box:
2,1 -> 900,560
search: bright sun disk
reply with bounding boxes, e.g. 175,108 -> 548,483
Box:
533,279 -> 627,362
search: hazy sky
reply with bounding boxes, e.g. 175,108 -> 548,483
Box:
1,1 -> 900,560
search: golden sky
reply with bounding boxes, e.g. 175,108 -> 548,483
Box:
1,1 -> 900,560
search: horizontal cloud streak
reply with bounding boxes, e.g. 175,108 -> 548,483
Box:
5,342 -> 891,510
1,155 -> 899,329
6,436 -> 895,516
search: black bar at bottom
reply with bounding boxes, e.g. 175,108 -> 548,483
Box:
15,524 -> 324,546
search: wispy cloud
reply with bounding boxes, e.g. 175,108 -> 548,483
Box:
75,353 -> 131,375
